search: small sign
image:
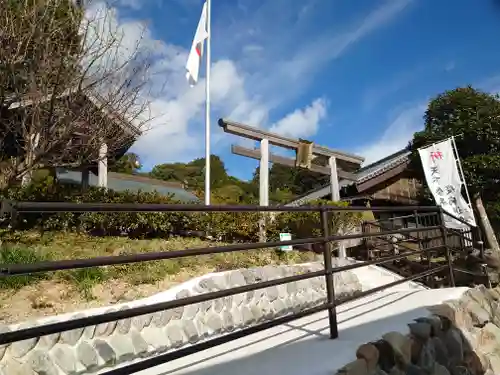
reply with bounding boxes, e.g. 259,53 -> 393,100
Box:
279,233 -> 293,252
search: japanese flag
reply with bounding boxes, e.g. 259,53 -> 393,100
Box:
185,2 -> 208,86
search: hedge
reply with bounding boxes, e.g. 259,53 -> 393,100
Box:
0,178 -> 363,242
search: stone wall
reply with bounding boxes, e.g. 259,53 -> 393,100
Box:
334,285 -> 500,375
0,261 -> 362,375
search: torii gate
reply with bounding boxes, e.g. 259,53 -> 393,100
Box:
218,118 -> 364,258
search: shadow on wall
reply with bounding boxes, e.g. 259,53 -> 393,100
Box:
145,288 -> 491,375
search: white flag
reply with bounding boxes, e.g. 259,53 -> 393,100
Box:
185,2 -> 208,86
418,138 -> 476,229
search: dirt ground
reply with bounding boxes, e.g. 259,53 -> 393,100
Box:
0,269 -> 209,324
0,232 -> 315,324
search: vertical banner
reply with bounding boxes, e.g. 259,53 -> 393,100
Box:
418,138 -> 476,229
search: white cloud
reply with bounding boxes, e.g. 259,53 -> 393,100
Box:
214,0 -> 414,110
444,61 -> 456,72
84,0 -> 413,168
270,98 -> 327,139
356,103 -> 426,164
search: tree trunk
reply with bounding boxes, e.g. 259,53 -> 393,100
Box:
474,193 -> 500,253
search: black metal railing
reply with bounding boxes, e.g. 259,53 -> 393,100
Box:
0,201 -> 480,374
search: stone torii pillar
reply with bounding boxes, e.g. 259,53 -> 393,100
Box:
218,118 -> 364,257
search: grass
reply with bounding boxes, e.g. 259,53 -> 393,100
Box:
0,231 -> 317,300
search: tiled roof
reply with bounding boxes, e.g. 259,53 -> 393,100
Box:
286,148 -> 411,206
55,168 -> 200,203
356,150 -> 411,184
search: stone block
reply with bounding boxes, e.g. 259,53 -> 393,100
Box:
382,331 -> 411,365
59,316 -> 85,346
250,305 -> 264,323
94,309 -> 117,337
1,358 -> 35,375
94,339 -> 116,366
182,320 -> 200,344
477,323 -> 500,352
51,344 -> 78,374
222,311 -> 235,331
272,298 -> 287,316
27,349 -> 59,375
182,302 -> 200,320
10,323 -> 38,358
165,324 -> 185,348
82,325 -> 96,339
142,326 -> 169,353
240,269 -> 257,284
408,322 -> 432,340
130,331 -> 148,357
355,343 -> 379,372
462,298 -> 490,325
226,270 -> 246,286
231,307 -> 244,328
151,310 -> 174,328
335,359 -> 368,375
116,306 -> 132,334
76,340 -> 99,371
108,335 -> 135,362
205,312 -> 223,334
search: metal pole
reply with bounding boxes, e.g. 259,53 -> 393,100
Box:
320,208 -> 338,339
413,210 -> 422,262
439,208 -> 455,287
204,0 -> 212,205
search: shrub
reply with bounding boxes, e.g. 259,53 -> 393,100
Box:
0,179 -> 363,243
267,199 -> 363,242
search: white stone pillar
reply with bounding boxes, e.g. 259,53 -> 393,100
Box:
329,156 -> 346,258
259,139 -> 269,206
98,142 -> 108,188
329,156 -> 340,201
259,139 -> 269,242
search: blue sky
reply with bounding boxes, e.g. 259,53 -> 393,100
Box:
97,0 -> 500,180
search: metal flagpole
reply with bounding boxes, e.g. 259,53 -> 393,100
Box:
204,0 -> 212,206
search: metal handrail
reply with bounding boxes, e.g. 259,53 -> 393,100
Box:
0,201 -> 463,375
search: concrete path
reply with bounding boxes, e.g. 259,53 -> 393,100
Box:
131,287 -> 467,375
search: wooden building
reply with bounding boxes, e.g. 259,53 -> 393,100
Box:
2,89 -> 141,188
287,148 -> 421,213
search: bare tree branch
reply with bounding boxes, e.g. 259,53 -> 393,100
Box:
0,0 -> 155,188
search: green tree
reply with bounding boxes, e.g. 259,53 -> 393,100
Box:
188,155 -> 229,189
150,154 -> 231,190
110,153 -> 141,174
409,86 -> 500,249
253,164 -> 328,200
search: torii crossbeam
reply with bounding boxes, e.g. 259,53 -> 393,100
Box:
218,118 -> 365,257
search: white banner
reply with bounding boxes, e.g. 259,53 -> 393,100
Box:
418,138 -> 476,229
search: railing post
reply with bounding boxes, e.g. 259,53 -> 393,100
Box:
320,207 -> 339,339
439,208 -> 455,287
413,210 -> 422,260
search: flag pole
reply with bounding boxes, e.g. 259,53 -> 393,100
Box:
204,0 -> 212,206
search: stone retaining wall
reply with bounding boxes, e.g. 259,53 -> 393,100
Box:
0,261 -> 362,375
335,285 -> 500,375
